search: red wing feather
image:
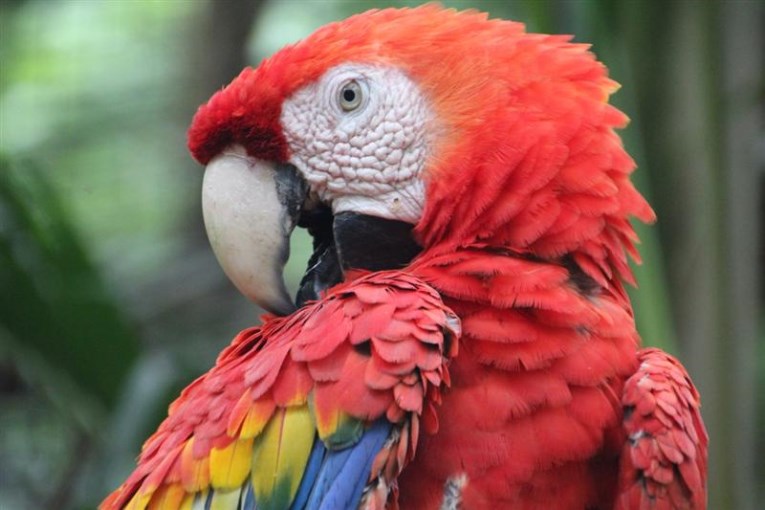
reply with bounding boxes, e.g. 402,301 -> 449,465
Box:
101,271 -> 459,510
615,348 -> 708,509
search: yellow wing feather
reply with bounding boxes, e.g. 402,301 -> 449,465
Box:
209,437 -> 254,489
250,405 -> 315,510
147,484 -> 184,510
240,400 -> 276,439
208,489 -> 240,510
178,493 -> 193,510
180,439 -> 210,492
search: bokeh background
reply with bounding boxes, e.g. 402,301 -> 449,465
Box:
1,1 -> 762,508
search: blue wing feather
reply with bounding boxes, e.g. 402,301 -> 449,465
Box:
305,445 -> 355,508
311,420 -> 391,510
283,420 -> 392,510
206,421 -> 392,510
241,483 -> 256,510
289,436 -> 328,510
317,420 -> 391,510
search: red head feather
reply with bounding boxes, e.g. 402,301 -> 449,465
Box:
188,5 -> 655,286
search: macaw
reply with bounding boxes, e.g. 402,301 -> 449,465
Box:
102,6 -> 707,510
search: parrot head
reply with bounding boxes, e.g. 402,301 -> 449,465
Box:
188,5 -> 654,315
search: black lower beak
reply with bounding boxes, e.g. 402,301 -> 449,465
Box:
295,209 -> 423,306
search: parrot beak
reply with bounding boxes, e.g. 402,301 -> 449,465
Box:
201,146 -> 423,316
202,145 -> 307,316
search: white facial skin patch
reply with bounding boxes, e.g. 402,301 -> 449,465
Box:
280,64 -> 433,224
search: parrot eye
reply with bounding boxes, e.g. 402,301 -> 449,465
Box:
338,80 -> 363,111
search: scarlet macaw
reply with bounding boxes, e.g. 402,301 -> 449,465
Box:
102,6 -> 708,510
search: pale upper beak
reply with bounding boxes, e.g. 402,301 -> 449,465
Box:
201,145 -> 306,316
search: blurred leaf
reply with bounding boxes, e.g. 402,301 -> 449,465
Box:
0,154 -> 139,408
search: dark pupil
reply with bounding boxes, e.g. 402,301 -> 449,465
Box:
343,88 -> 356,103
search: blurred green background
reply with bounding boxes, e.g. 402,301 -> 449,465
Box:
0,1 -> 762,508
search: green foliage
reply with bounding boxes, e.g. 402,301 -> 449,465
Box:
0,155 -> 139,408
